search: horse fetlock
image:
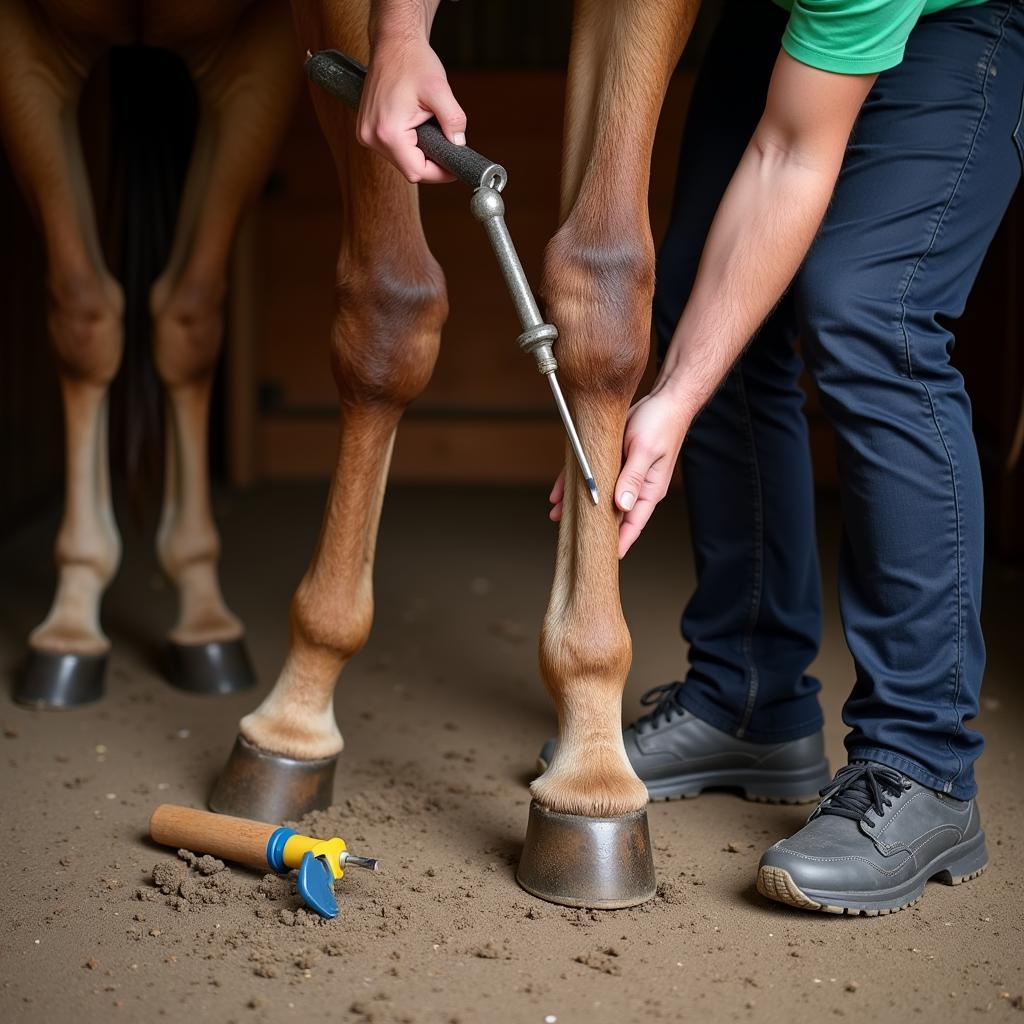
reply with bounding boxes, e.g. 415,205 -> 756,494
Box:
156,521 -> 220,582
290,575 -> 373,667
54,517 -> 121,586
540,613 -> 632,696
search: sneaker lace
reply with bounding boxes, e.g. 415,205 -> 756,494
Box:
635,682 -> 687,734
816,763 -> 911,827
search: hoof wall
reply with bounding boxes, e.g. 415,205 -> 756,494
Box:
516,800 -> 656,909
14,649 -> 106,708
164,638 -> 256,696
209,735 -> 337,822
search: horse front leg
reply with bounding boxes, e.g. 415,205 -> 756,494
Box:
518,0 -> 696,908
210,0 -> 446,820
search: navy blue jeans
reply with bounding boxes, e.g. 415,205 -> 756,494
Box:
656,0 -> 1024,798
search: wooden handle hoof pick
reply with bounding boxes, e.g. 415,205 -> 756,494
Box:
149,804 -> 379,918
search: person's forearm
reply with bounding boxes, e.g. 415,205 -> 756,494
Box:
653,51 -> 876,417
369,0 -> 441,48
360,0 -> 465,181
654,127 -> 842,417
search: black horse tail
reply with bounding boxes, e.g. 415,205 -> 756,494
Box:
105,45 -> 197,511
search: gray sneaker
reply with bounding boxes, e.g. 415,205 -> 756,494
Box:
536,683 -> 831,804
757,762 -> 988,916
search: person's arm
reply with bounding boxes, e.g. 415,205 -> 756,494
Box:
357,0 -> 467,183
653,52 -> 874,426
552,52 -> 876,555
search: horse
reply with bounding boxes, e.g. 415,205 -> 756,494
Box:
1,0 -> 299,704
209,0 -> 697,909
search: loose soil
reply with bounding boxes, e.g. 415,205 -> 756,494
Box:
2,487 -> 1022,1023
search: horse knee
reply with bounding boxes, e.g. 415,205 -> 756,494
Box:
332,256 -> 447,407
47,270 -> 124,384
541,221 -> 655,398
152,276 -> 226,387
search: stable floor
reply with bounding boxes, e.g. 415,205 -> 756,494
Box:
1,485 -> 1022,1023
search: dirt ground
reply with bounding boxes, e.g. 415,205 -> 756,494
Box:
1,485 -> 1022,1024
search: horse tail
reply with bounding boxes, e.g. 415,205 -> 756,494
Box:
105,44 -> 197,510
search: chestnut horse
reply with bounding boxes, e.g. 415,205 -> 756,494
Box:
211,0 -> 699,908
0,0 -> 298,704
5,0 -> 700,907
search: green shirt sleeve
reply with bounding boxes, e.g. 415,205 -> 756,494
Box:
781,0 -> 928,74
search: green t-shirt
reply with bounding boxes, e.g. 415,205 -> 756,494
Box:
772,0 -> 990,74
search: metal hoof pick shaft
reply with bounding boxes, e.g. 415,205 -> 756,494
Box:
469,188 -> 599,506
304,49 -> 599,506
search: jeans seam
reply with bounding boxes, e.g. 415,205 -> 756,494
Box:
1014,67 -> 1024,172
918,383 -> 965,794
892,4 -> 1012,792
1010,2 -> 1024,171
733,367 -> 764,738
896,8 -> 1008,352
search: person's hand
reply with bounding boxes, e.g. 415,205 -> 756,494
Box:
357,36 -> 467,184
548,388 -> 690,557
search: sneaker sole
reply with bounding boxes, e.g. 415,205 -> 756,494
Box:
756,831 -> 989,916
534,756 -> 831,806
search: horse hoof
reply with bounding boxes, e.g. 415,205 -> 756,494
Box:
208,735 -> 337,822
13,649 -> 107,708
516,800 -> 656,909
164,638 -> 256,696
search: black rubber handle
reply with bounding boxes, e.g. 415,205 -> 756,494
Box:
304,49 -> 507,191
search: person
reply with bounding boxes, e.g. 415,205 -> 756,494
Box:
358,0 -> 1023,914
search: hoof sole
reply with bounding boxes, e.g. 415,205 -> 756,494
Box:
209,735 -> 337,822
516,800 -> 656,909
14,649 -> 106,708
164,638 -> 256,696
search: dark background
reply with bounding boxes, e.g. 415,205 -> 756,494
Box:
1,0 -> 1021,554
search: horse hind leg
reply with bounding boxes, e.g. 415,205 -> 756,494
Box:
151,0 -> 299,695
0,2 -> 123,707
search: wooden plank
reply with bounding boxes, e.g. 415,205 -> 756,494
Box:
259,413 -> 567,484
247,69 -> 697,483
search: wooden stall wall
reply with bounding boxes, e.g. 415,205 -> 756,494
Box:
240,68 -> 692,488
1,0 -> 1020,556
232,0 -> 1022,555
235,0 -> 722,488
